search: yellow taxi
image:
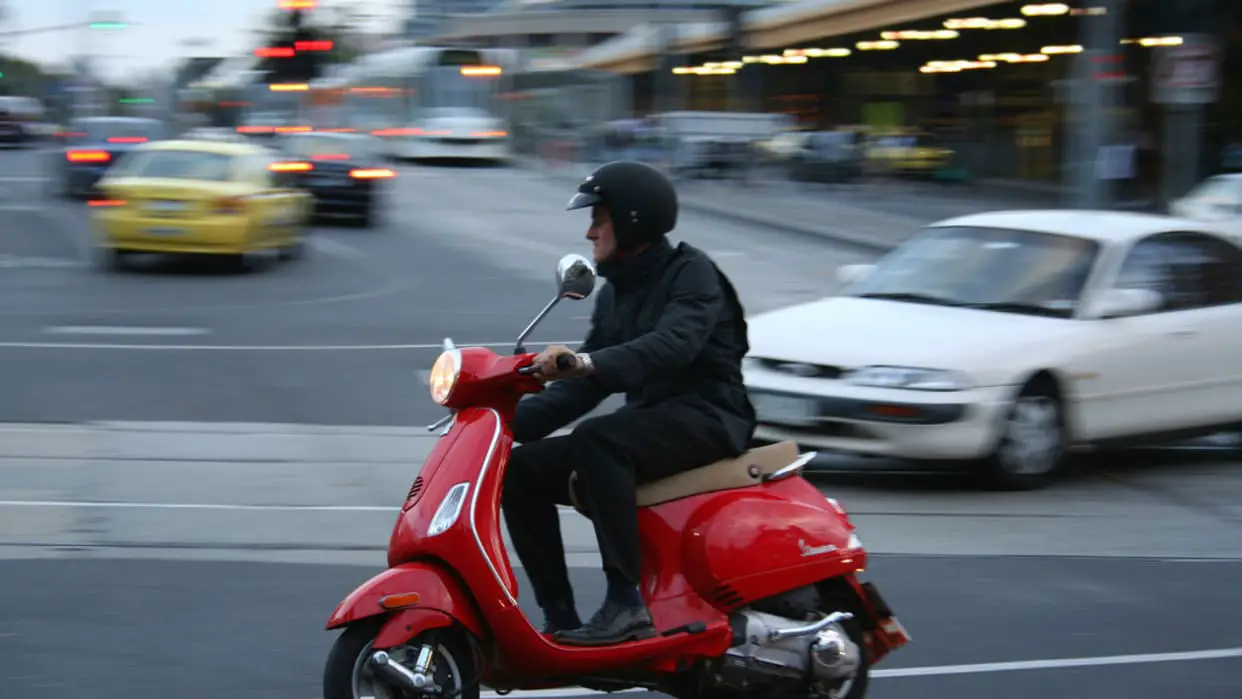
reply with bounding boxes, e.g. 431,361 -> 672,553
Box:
90,139 -> 314,271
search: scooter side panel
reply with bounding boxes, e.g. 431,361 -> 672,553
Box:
679,481 -> 863,608
325,561 -> 486,640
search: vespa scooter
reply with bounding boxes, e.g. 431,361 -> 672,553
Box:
324,253 -> 910,699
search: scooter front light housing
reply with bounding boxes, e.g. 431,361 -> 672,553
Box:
428,349 -> 462,405
427,482 -> 470,538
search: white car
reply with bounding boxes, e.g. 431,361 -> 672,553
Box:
1170,173 -> 1242,224
743,210 -> 1242,489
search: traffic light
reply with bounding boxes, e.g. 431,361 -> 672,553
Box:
89,21 -> 127,29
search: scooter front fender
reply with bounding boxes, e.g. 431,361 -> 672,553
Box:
325,561 -> 485,641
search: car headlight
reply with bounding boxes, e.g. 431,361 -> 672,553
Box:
843,366 -> 970,391
428,349 -> 462,405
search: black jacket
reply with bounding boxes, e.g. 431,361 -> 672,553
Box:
512,239 -> 756,454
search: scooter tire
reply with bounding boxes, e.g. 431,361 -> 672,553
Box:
323,619 -> 480,699
835,616 -> 871,699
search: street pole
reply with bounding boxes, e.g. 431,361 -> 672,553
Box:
1075,0 -> 1125,209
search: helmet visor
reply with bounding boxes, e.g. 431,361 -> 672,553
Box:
566,190 -> 602,211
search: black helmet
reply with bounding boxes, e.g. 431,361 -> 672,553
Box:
566,161 -> 678,249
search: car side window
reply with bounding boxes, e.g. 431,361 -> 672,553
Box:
1114,232 -> 1235,312
1183,232 -> 1242,305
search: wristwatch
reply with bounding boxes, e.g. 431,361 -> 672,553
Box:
576,353 -> 595,374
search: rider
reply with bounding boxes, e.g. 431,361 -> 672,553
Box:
503,161 -> 757,646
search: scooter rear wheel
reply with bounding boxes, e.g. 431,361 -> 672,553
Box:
323,620 -> 479,699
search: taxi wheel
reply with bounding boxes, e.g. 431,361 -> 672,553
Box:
96,248 -> 130,273
279,238 -> 306,262
232,249 -> 276,274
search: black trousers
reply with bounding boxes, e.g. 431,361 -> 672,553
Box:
502,401 -> 736,611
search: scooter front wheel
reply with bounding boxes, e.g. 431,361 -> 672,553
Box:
323,619 -> 479,699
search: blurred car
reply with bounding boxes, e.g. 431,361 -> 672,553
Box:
272,131 -> 394,227
0,96 -> 45,145
1169,174 -> 1242,224
90,139 -> 314,271
182,127 -> 250,144
743,210 -> 1242,489
865,131 -> 954,177
55,116 -> 166,198
788,130 -> 865,184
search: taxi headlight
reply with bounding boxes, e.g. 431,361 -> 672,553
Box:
428,349 -> 462,405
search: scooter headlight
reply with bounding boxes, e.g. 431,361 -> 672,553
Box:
428,349 -> 462,405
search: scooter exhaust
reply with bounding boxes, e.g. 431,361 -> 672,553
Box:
370,650 -> 434,692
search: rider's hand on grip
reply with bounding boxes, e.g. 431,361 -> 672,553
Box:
529,345 -> 588,381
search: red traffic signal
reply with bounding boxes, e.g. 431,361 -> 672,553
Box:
295,40 -> 333,51
256,47 -> 295,58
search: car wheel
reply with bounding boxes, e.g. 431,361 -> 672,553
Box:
982,377 -> 1067,490
278,237 -> 307,262
96,248 -> 130,273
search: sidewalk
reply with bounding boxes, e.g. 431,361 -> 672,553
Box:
520,157 -> 1152,253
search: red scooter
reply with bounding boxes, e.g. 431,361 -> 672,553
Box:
324,254 -> 910,699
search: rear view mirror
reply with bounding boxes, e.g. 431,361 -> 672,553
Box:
837,264 -> 876,285
1093,288 -> 1162,318
556,253 -> 597,300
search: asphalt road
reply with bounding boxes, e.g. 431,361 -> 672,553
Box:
1,556 -> 1238,699
0,147 -> 872,426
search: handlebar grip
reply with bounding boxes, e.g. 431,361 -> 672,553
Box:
556,353 -> 576,371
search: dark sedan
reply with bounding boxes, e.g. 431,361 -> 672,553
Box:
273,132 -> 394,227
56,117 -> 165,198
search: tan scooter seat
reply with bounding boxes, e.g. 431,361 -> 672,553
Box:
567,441 -> 800,513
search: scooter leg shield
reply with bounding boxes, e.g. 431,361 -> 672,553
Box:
325,561 -> 485,640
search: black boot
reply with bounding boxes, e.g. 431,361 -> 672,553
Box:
540,601 -> 582,635
554,598 -> 656,646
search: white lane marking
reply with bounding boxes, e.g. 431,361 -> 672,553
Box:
871,646 -> 1242,679
0,500 -> 395,512
463,646 -> 1242,696
0,340 -> 580,351
309,237 -> 367,260
0,500 -> 585,515
43,326 -> 210,337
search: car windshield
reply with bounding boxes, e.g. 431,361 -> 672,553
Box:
847,226 -> 1101,318
1183,177 -> 1241,206
120,149 -> 234,181
285,134 -> 372,160
73,119 -> 163,144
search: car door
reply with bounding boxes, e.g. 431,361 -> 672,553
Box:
1173,232 -> 1242,426
256,154 -> 303,246
1073,232 -> 1222,438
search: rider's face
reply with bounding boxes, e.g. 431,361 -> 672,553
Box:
586,204 -> 615,263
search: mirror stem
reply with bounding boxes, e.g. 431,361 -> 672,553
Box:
515,296 -> 562,355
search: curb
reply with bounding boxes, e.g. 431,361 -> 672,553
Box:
518,161 -> 900,254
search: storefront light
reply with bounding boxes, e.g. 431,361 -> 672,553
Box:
1021,3 -> 1069,15
881,29 -> 959,40
980,53 -> 1050,63
944,17 -> 1027,30
1041,44 -> 1083,54
1138,36 -> 1183,47
857,40 -> 899,50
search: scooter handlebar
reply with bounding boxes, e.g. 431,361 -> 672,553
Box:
516,353 -> 577,375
